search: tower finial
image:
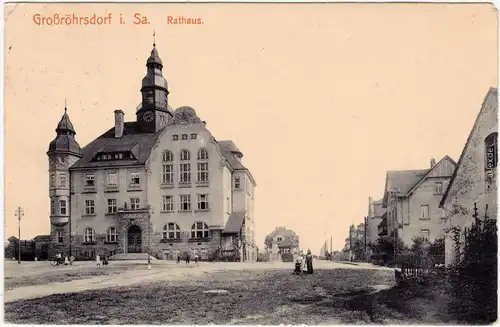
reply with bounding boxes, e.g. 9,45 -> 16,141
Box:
153,30 -> 156,47
64,98 -> 67,112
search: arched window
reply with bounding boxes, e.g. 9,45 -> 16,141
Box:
180,149 -> 190,161
180,150 -> 191,184
485,132 -> 498,177
84,228 -> 95,243
107,227 -> 117,243
191,222 -> 210,239
197,148 -> 209,184
163,223 -> 181,240
163,150 -> 174,162
162,150 -> 174,184
197,148 -> 209,160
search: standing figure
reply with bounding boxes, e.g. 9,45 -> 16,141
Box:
96,253 -> 102,268
194,253 -> 199,265
306,249 -> 314,274
177,255 -> 181,264
185,253 -> 191,265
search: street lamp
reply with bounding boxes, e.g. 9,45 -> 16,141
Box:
15,207 -> 24,264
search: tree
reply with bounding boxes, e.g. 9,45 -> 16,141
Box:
428,236 -> 445,265
371,231 -> 407,266
351,239 -> 365,262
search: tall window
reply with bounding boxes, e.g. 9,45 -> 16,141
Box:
197,194 -> 209,210
435,182 -> 443,194
50,174 -> 56,187
59,174 -> 67,188
420,229 -> 430,242
56,230 -> 64,243
420,205 -> 429,219
107,227 -> 117,242
191,222 -> 210,239
180,150 -> 191,184
197,148 -> 209,184
162,195 -> 174,211
234,176 -> 241,189
51,199 -> 56,215
107,172 -> 118,186
107,199 -> 117,214
130,198 -> 141,210
130,173 -> 141,186
85,200 -> 95,215
59,200 -> 67,215
162,150 -> 174,184
485,132 -> 498,176
163,223 -> 181,239
84,228 -> 95,243
180,195 -> 191,211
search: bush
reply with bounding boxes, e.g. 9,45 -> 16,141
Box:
448,214 -> 497,324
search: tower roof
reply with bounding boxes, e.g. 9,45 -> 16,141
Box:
55,108 -> 76,135
48,107 -> 82,156
147,45 -> 163,67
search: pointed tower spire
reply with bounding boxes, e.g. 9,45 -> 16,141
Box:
47,103 -> 82,156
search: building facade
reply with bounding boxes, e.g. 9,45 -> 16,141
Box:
440,88 -> 498,266
47,44 -> 257,261
264,226 -> 300,260
382,156 -> 457,246
366,197 -> 385,255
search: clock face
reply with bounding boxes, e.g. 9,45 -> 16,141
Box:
143,111 -> 154,123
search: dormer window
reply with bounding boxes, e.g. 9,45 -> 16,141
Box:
191,133 -> 197,139
182,134 -> 188,140
173,134 -> 179,141
85,174 -> 95,187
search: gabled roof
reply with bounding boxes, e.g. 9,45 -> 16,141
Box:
218,140 -> 257,186
33,235 -> 51,242
222,211 -> 246,234
440,87 -> 498,208
405,155 -> 457,196
382,169 -> 429,207
266,226 -> 298,240
70,122 -> 164,170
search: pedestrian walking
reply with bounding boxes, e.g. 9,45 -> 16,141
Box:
177,255 -> 181,264
185,253 -> 191,265
194,253 -> 199,265
96,253 -> 102,268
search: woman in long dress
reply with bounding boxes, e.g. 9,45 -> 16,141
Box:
306,249 -> 314,274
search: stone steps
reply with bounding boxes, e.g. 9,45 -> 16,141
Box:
108,253 -> 157,261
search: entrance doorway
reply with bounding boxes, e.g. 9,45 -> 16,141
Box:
127,225 -> 142,253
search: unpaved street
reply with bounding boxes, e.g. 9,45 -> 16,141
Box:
5,260 -> 401,324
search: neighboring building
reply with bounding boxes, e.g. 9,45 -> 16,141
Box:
319,241 -> 328,257
382,155 -> 457,246
46,43 -> 257,261
367,197 -> 386,247
377,212 -> 388,237
440,88 -> 498,266
264,227 -> 300,260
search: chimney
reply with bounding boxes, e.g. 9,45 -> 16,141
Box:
114,110 -> 125,138
430,157 -> 436,168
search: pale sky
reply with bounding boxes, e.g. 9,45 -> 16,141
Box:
3,3 -> 498,253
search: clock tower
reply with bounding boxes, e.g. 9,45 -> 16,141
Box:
137,42 -> 173,133
47,106 -> 82,256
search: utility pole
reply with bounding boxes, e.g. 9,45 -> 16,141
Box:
330,235 -> 333,261
349,225 -> 353,262
15,207 -> 24,264
364,216 -> 367,262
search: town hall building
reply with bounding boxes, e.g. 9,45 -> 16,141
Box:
47,43 -> 257,261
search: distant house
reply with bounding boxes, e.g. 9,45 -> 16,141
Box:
440,88 -> 498,266
367,197 -> 386,256
264,226 -> 300,260
382,155 -> 457,246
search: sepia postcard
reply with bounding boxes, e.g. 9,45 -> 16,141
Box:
2,1 -> 498,325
